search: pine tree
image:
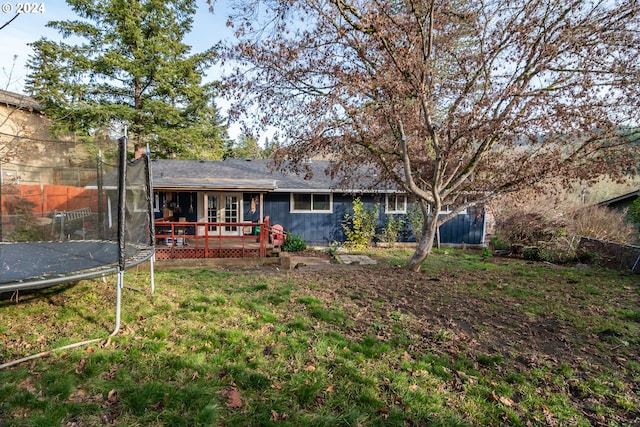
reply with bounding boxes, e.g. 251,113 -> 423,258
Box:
224,126 -> 263,159
233,129 -> 262,159
26,0 -> 227,159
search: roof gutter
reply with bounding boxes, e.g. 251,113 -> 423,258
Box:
273,188 -> 406,194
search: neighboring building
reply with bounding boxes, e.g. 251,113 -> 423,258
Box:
151,158 -> 488,247
0,90 -> 106,241
0,89 -> 93,187
597,189 -> 639,212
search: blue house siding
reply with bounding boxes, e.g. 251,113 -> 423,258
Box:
437,211 -> 485,245
250,192 -> 486,247
258,193 -> 350,245
152,159 -> 488,248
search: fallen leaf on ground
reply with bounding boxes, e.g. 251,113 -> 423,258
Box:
103,389 -> 119,407
271,409 -> 289,421
75,358 -> 86,374
224,387 -> 243,408
499,396 -> 515,407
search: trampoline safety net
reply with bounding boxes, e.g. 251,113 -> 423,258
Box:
0,142 -> 154,291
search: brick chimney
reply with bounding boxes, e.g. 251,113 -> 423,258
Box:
134,144 -> 147,159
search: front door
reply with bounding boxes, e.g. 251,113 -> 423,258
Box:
206,193 -> 241,235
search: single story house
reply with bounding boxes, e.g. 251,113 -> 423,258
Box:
151,158 -> 487,258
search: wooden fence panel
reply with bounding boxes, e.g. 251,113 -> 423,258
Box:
2,184 -> 99,216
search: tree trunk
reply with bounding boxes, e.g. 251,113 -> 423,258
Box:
407,213 -> 439,272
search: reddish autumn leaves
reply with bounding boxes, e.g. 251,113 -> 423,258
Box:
215,0 -> 639,270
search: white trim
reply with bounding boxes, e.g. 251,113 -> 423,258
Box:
276,188 -> 333,193
290,192 -> 333,213
440,206 -> 468,215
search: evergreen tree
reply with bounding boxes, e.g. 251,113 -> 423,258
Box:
627,197 -> 640,229
224,126 -> 263,159
26,0 -> 227,159
261,136 -> 280,159
233,129 -> 262,159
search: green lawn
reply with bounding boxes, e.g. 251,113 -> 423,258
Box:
1,249 -> 638,426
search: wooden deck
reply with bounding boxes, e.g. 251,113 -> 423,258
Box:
154,219 -> 280,260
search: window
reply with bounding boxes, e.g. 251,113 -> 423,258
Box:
291,193 -> 333,213
385,194 -> 407,214
440,205 -> 467,215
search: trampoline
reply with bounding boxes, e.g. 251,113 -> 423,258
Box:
0,136 -> 155,368
0,136 -> 154,292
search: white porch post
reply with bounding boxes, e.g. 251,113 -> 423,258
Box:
260,193 -> 264,222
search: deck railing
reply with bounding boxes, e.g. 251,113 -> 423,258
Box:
154,217 -> 272,259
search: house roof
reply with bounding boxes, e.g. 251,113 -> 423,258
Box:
597,189 -> 639,208
151,158 -> 397,193
0,89 -> 44,112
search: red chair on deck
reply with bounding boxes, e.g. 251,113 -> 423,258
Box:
271,224 -> 285,249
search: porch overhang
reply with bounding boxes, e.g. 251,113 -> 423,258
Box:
153,178 -> 277,193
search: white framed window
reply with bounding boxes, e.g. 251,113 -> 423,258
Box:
407,201 -> 466,215
290,193 -> 333,213
385,194 -> 407,214
440,197 -> 468,215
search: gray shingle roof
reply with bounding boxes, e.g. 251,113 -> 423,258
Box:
597,189 -> 639,207
0,89 -> 44,112
151,158 -> 395,192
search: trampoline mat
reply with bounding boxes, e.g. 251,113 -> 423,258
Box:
0,241 -> 142,288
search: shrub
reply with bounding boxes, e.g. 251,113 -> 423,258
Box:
495,211 -> 566,246
523,245 -> 556,262
571,205 -> 636,244
491,194 -> 575,263
489,237 -> 510,250
4,196 -> 51,241
380,215 -> 404,246
407,204 -> 424,242
343,197 -> 378,250
626,196 -> 640,226
282,233 -> 307,252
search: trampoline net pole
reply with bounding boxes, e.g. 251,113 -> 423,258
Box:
110,270 -> 124,337
110,136 -> 127,338
144,153 -> 156,294
117,136 -> 127,273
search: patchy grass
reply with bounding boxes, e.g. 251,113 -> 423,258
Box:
1,249 -> 639,426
